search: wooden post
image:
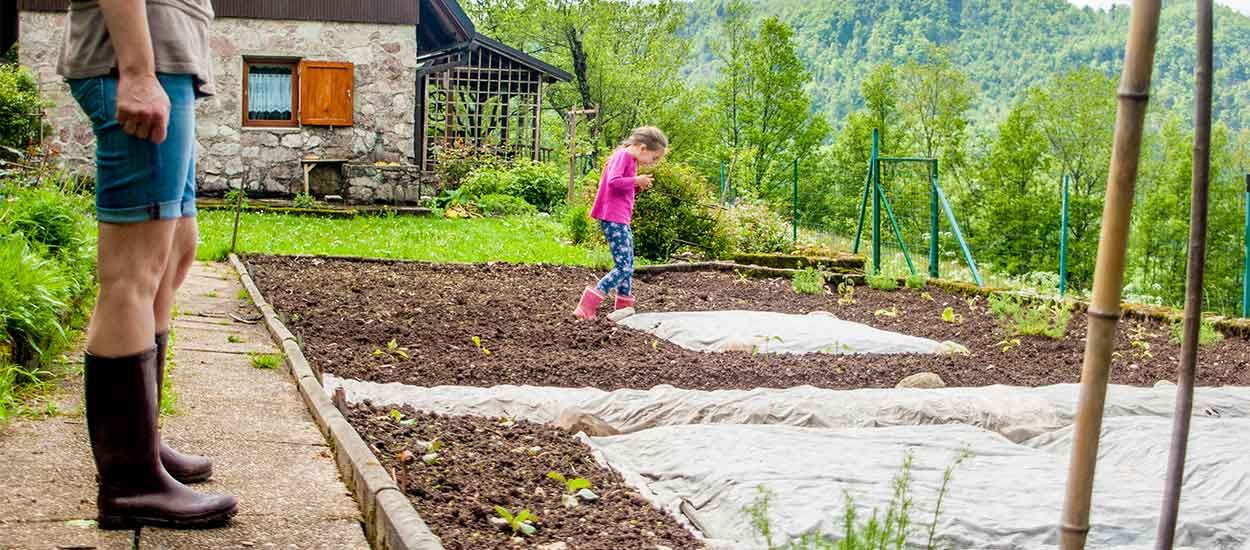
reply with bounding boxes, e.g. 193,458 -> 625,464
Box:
566,107 -> 597,203
1060,2 -> 1161,548
1155,1 -> 1213,547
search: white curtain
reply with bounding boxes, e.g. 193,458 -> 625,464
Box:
248,67 -> 292,120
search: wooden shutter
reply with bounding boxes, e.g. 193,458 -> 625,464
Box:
299,60 -> 354,126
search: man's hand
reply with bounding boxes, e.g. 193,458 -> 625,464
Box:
116,73 -> 170,143
636,174 -> 654,192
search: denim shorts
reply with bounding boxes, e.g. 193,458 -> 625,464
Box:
67,74 -> 198,224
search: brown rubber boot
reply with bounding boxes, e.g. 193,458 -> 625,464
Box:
85,348 -> 237,529
154,332 -> 213,483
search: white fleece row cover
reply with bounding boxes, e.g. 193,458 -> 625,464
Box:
323,376 -> 1250,549
615,310 -> 966,355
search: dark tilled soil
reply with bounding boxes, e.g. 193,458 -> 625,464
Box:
246,255 -> 1250,390
346,404 -> 703,550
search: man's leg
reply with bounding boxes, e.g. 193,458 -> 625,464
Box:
153,217 -> 198,333
87,220 -> 176,357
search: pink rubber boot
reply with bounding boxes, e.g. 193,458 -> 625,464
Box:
615,294 -> 636,311
573,287 -> 607,320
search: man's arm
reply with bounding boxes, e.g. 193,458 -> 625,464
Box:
98,0 -> 169,143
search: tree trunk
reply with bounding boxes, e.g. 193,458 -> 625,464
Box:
565,24 -> 600,159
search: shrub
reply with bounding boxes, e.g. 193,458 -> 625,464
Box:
632,161 -> 720,260
563,203 -> 595,246
724,197 -> 790,254
478,193 -> 537,217
433,140 -> 504,188
292,193 -> 318,209
0,65 -> 47,155
458,167 -> 511,200
505,160 -> 566,213
0,235 -> 70,366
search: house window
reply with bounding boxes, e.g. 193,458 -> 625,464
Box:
242,57 -> 355,128
243,58 -> 299,127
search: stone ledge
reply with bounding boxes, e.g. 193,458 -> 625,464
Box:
229,254 -> 445,550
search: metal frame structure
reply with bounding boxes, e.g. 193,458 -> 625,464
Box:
853,128 -> 983,285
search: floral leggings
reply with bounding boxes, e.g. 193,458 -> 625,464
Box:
596,220 -> 634,297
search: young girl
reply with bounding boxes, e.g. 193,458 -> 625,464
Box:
573,126 -> 668,320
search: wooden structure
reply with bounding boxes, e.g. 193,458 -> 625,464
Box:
415,0 -> 572,173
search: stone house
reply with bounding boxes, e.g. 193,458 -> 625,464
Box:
15,0 -> 569,203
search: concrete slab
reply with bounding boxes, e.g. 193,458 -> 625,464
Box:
173,325 -> 278,355
0,520 -> 134,550
140,515 -> 367,550
0,417 -> 96,524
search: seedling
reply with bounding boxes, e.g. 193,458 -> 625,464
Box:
874,306 -> 899,318
941,306 -> 963,324
548,471 -> 599,507
471,336 -> 491,355
248,352 -> 282,370
373,338 -> 410,359
236,289 -> 250,301
418,438 -> 444,464
497,415 -> 517,428
921,292 -> 935,301
227,334 -> 243,344
752,335 -> 784,355
988,294 -> 1071,340
997,338 -> 1021,353
904,274 -> 927,289
493,507 -> 538,536
204,290 -> 219,298
1170,318 -> 1224,347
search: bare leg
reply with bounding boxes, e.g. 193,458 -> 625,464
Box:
87,220 -> 177,357
153,217 -> 199,333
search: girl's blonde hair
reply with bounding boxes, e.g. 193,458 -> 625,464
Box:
621,126 -> 668,152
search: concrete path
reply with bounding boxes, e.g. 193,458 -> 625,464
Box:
0,262 -> 369,549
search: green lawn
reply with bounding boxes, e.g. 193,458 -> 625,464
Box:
197,210 -> 613,267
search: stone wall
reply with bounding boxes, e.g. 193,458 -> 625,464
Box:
342,163 -> 432,204
18,11 -> 418,197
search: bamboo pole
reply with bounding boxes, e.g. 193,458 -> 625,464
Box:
1155,1 -> 1213,547
1059,2 -> 1161,548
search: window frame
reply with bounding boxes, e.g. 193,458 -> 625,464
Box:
241,57 -> 301,128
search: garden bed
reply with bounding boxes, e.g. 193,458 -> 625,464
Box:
244,255 -> 1250,390
346,403 -> 702,550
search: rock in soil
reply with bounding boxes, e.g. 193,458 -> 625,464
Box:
896,372 -> 946,389
555,409 -> 622,437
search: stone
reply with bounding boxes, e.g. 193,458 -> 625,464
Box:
555,409 -> 621,437
607,308 -> 635,322
281,134 -> 304,148
241,146 -> 261,160
382,42 -> 402,54
261,133 -> 281,148
896,372 -> 946,389
209,141 -> 241,157
224,158 -> 246,176
304,135 -> 324,150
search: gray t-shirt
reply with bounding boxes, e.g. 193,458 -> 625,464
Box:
57,0 -> 215,96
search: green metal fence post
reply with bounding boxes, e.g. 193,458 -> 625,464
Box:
929,160 -> 940,279
1242,174 -> 1250,317
852,155 -> 873,254
871,128 -> 882,273
792,158 -> 799,244
933,173 -> 983,286
876,181 -> 918,276
1060,174 -> 1071,297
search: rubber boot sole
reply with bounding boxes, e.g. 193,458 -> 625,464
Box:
98,506 -> 237,530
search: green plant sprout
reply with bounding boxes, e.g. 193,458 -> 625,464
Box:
792,268 -> 827,295
547,471 -> 598,507
373,338 -> 410,359
874,307 -> 899,318
941,306 -> 962,324
227,334 -> 243,344
866,271 -> 898,291
1169,318 -> 1224,347
837,281 -> 857,305
493,506 -> 538,536
998,338 -> 1021,353
904,274 -> 927,289
472,336 -> 492,355
248,352 -> 282,370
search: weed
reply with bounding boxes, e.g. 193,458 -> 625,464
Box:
1170,318 -> 1224,347
792,268 -> 826,295
373,338 -> 410,360
865,271 -> 898,291
236,288 -> 251,302
744,449 -> 971,549
159,327 -> 179,417
904,274 -> 928,289
920,292 -> 934,301
987,294 -> 1071,340
292,193 -> 319,209
204,290 -> 219,298
493,506 -> 538,536
248,352 -> 282,370
874,307 -> 899,318
227,334 -> 243,344
997,338 -> 1021,353
837,281 -> 857,305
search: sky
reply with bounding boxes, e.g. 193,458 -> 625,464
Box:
1068,0 -> 1250,17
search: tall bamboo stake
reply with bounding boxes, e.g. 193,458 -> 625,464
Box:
1155,1 -> 1213,547
1060,1 -> 1161,548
